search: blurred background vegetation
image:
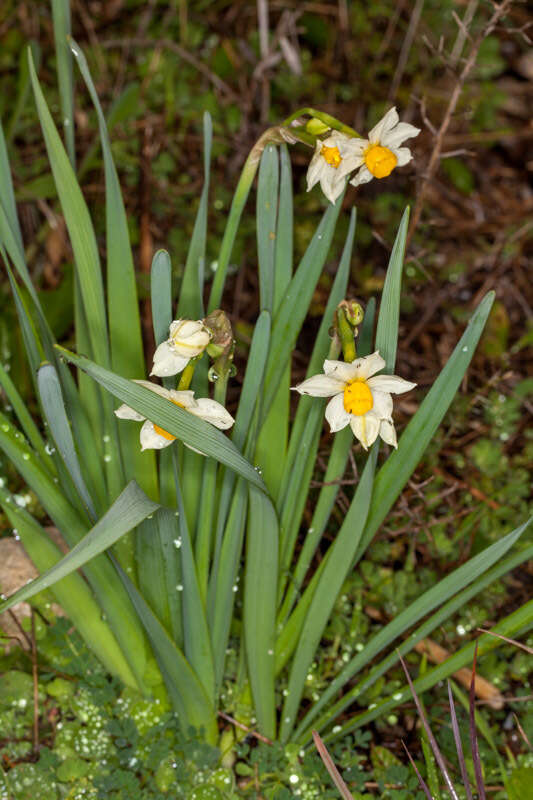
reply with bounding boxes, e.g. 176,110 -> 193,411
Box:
0,0 -> 531,797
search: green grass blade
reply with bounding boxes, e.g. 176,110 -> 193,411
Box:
0,491 -> 138,688
358,296 -> 376,357
195,457 -> 218,603
244,487 -> 278,739
375,207 -> 409,371
5,42 -> 40,146
279,448 -> 377,742
262,194 -> 344,417
38,363 -> 96,519
51,0 -> 75,166
178,112 -> 212,318
151,249 -> 173,347
0,481 -> 158,613
135,515 -> 172,633
256,145 -> 279,313
156,508 -> 183,646
28,49 -> 109,368
273,144 -> 293,313
354,292 -> 495,563
116,562 -> 218,744
57,346 -> 266,491
294,519 -> 530,741
320,596 -> 533,747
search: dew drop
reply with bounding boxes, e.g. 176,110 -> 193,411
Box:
22,453 -> 30,461
103,454 -> 112,463
102,434 -> 110,443
1,423 -> 9,433
173,538 -> 182,548
45,443 -> 56,455
176,584 -> 183,591
462,346 -> 468,352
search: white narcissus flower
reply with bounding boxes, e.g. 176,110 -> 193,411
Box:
340,107 -> 420,188
151,319 -> 211,378
115,380 -> 234,451
306,131 -> 364,204
293,351 -> 416,450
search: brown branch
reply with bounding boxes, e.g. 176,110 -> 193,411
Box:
408,0 -> 515,245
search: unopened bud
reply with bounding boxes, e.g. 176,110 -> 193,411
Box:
306,118 -> 331,136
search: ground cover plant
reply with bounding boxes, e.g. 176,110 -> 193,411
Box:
0,1 -> 531,798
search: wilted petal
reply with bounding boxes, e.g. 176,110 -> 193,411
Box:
190,398 -> 234,430
114,404 -> 145,422
320,170 -> 346,204
368,107 -> 399,144
325,393 -> 351,432
139,420 -> 174,451
294,373 -> 345,397
382,122 -> 420,149
306,146 -> 324,191
350,413 -> 380,449
367,374 -> 416,394
379,419 -> 398,448
150,341 -> 190,377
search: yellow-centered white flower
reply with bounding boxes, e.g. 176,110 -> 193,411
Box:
293,351 -> 416,450
342,107 -> 420,188
150,319 -> 211,378
306,131 -> 360,204
114,380 -> 234,451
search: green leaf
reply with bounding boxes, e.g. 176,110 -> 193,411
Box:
355,292 -> 495,563
0,361 -> 50,466
28,49 -> 109,368
279,448 -> 377,742
178,112 -> 212,318
38,363 -> 96,519
0,491 -> 138,688
151,249 -> 173,347
51,0 -> 75,165
375,207 -> 408,372
244,487 -> 279,739
256,145 -> 279,313
0,481 -> 158,614
273,144 -> 293,313
116,562 -> 218,744
0,118 -> 24,251
57,345 -> 266,491
295,519 -> 530,741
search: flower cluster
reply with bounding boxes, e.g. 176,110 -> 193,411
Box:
307,108 -> 420,203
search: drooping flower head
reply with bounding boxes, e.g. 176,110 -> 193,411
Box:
115,380 -> 234,451
293,351 -> 415,450
306,108 -> 420,203
151,319 -> 211,378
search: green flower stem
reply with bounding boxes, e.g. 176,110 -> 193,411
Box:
282,107 -> 360,138
177,361 -> 196,391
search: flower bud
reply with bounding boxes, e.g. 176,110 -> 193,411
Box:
168,319 -> 211,357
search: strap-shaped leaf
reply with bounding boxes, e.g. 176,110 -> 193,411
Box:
294,518 -> 530,741
375,207 -> 409,372
56,345 -> 266,491
0,119 -> 24,251
244,487 -> 279,739
151,249 -> 173,346
256,145 -> 279,313
38,362 -> 96,519
0,361 -> 50,467
115,560 -> 218,744
0,481 -> 159,614
0,491 -> 139,689
178,112 -> 212,318
28,49 -> 109,368
51,0 -> 75,165
279,448 -> 377,742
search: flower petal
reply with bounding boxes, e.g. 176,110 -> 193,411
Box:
337,153 -> 365,179
323,359 -> 360,383
368,107 -> 399,144
350,412 -> 380,449
319,170 -> 346,204
379,419 -> 398,448
370,389 -> 393,420
357,351 -> 386,379
133,379 -> 172,399
114,404 -> 145,422
293,373 -> 345,397
394,146 -> 413,167
367,374 -> 416,394
325,393 -> 351,432
306,146 -> 324,191
189,398 -> 234,430
349,166 -> 374,187
140,420 -> 174,451
150,342 -> 190,377
381,122 -> 420,149
169,389 -> 197,408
